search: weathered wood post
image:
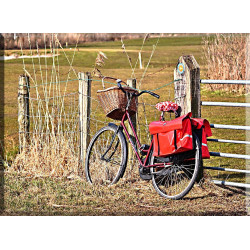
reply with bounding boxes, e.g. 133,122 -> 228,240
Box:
18,75 -> 30,152
174,55 -> 203,181
127,78 -> 137,169
79,72 -> 91,176
174,55 -> 201,117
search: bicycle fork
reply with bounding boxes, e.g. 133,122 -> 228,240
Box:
101,125 -> 122,162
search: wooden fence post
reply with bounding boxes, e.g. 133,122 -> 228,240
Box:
174,55 -> 203,181
18,75 -> 30,152
174,55 -> 201,118
79,72 -> 91,176
127,78 -> 137,169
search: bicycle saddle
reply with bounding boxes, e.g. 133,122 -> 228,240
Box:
156,101 -> 179,114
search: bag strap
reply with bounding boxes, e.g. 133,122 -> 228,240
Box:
157,133 -> 160,155
174,130 -> 177,150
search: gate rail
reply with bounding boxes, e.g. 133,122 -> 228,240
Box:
201,79 -> 250,85
202,102 -> 250,108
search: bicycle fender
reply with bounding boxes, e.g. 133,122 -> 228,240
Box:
108,122 -> 119,129
108,123 -> 128,178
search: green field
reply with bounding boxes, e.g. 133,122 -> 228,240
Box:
2,35 -> 248,215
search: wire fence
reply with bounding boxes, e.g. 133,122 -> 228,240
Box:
9,33 -> 185,179
9,34 -> 189,182
15,74 -> 177,178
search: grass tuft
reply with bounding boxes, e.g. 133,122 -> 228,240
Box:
203,34 -> 247,93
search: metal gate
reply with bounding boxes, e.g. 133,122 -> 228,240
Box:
200,79 -> 250,189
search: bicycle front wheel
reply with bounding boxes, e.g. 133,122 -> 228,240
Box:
150,133 -> 202,200
85,125 -> 127,186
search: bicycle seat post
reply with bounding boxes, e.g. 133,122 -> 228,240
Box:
160,111 -> 165,121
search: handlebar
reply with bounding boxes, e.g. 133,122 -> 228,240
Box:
117,81 -> 160,99
137,90 -> 160,99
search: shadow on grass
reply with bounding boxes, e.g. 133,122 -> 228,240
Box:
216,185 -> 249,196
182,194 -> 216,201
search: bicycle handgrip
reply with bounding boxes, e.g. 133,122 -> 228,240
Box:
139,90 -> 160,99
146,90 -> 160,99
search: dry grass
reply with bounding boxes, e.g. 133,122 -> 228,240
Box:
5,34 -> 83,178
2,170 -> 247,215
12,135 -> 79,177
203,34 -> 247,93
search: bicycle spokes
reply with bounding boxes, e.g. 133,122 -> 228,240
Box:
153,162 -> 195,196
87,128 -> 124,185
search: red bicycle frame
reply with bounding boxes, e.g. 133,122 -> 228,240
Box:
120,110 -> 165,168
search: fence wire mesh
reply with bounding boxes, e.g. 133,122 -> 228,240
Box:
11,33 -> 177,180
15,75 -> 176,179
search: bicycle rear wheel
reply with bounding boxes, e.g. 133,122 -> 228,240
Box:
150,133 -> 201,200
85,125 -> 127,186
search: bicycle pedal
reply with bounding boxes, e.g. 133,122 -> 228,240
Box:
139,166 -> 152,180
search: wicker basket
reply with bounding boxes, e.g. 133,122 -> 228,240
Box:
97,86 -> 139,120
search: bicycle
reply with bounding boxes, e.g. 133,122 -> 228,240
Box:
85,79 -> 202,200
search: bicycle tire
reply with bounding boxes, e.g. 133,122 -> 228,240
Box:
150,133 -> 202,200
85,125 -> 128,185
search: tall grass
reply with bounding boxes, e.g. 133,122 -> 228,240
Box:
7,34 -> 81,177
203,34 -> 247,93
12,135 -> 79,177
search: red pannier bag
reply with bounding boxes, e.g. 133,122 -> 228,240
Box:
191,118 -> 212,159
149,112 -> 193,157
